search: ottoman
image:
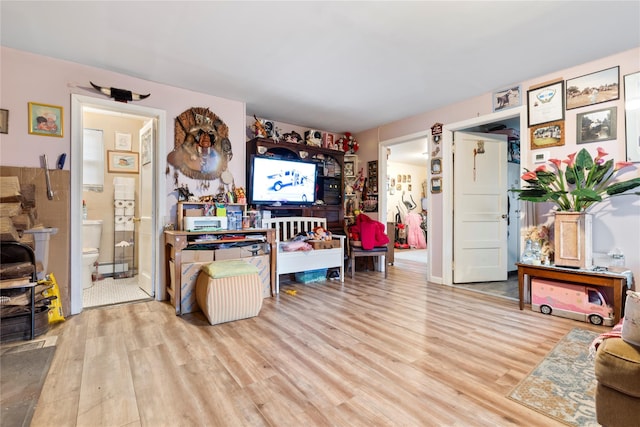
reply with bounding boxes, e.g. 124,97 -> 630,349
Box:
594,337 -> 640,427
195,260 -> 263,325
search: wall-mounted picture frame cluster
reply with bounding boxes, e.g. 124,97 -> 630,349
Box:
526,65 -> 623,152
28,102 -> 63,137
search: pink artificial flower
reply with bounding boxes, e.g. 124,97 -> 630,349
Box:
522,171 -> 537,181
535,165 -> 547,172
549,158 -> 562,169
614,161 -> 633,171
595,147 -> 608,161
563,152 -> 577,167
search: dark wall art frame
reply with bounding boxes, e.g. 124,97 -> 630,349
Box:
566,66 -> 620,110
576,106 -> 617,145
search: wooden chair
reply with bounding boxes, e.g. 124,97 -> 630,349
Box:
347,243 -> 388,279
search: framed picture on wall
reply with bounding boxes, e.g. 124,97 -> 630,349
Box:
566,66 -> 619,110
492,85 -> 522,112
430,157 -> 442,175
624,71 -> 640,163
576,107 -> 617,144
530,120 -> 565,150
115,132 -> 132,151
527,80 -> 564,127
344,161 -> 355,177
108,150 -> 139,174
430,177 -> 442,194
0,109 -> 8,134
28,102 -> 63,137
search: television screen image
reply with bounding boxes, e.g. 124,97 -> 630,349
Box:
250,156 -> 318,205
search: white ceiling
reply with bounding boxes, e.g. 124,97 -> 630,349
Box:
2,1 -> 639,142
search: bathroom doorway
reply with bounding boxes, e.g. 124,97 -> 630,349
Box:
70,95 -> 167,314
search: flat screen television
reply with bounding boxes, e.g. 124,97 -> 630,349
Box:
249,156 -> 318,205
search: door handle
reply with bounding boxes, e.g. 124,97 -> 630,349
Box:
501,214 -> 508,219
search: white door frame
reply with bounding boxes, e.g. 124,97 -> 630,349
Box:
70,94 -> 167,314
442,106 -> 527,286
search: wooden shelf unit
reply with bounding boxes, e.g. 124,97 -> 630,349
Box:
246,138 -> 346,231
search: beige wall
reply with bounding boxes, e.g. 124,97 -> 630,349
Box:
83,112 -> 146,264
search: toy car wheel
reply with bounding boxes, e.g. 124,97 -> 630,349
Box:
589,314 -> 604,326
274,182 -> 283,191
540,305 -> 552,315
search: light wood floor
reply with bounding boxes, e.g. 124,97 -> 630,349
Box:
29,260 -> 607,426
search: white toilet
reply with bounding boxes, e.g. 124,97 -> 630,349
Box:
82,219 -> 103,289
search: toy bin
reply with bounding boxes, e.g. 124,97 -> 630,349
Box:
295,269 -> 328,284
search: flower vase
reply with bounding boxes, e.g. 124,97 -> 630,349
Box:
553,211 -> 592,269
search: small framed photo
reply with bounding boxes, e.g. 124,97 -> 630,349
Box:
115,132 -> 132,151
577,107 -> 617,144
430,157 -> 442,175
493,85 -> 521,112
344,160 -> 355,177
0,109 -> 8,134
566,66 -> 619,110
108,150 -> 139,174
28,102 -> 63,137
530,120 -> 565,150
430,177 -> 442,194
527,81 -> 564,127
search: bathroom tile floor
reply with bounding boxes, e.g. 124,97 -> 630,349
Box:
83,276 -> 151,309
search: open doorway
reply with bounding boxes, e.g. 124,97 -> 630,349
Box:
386,137 -> 429,265
69,95 -> 167,315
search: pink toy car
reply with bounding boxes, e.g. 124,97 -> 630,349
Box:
531,278 -> 614,326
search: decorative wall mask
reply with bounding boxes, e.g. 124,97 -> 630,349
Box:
168,107 -> 233,180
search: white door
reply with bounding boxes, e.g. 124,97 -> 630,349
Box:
138,120 -> 155,296
453,131 -> 508,283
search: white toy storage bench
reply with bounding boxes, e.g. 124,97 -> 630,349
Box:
261,216 -> 345,293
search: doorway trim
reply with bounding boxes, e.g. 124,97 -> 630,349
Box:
441,106 -> 527,286
378,131 -> 432,278
70,94 -> 167,314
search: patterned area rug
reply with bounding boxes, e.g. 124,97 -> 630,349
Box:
509,328 -> 600,427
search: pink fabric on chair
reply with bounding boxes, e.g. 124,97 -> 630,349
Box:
351,214 -> 389,250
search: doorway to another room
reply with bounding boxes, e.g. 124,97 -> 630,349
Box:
70,95 -> 167,314
386,138 -> 429,266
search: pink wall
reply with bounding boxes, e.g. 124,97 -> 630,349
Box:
0,47 -> 247,203
356,47 -> 640,282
